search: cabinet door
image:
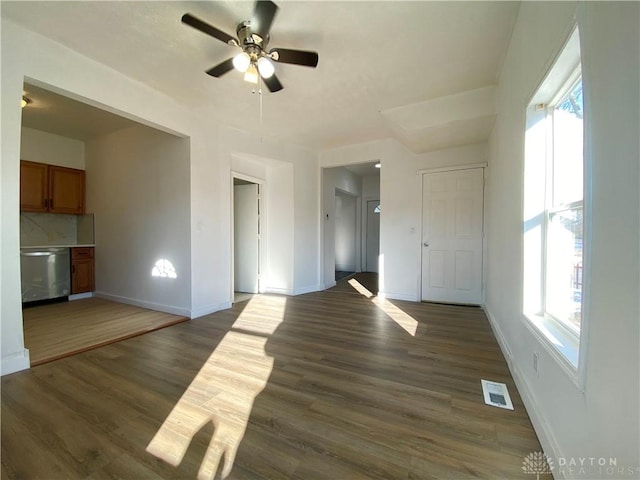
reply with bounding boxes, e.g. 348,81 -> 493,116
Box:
20,161 -> 48,212
49,165 -> 85,214
71,247 -> 94,294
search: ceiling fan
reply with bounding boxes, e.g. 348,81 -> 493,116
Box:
182,0 -> 319,92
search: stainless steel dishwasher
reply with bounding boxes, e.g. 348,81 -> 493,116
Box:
20,247 -> 71,304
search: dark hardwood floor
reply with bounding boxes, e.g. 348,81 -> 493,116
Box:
1,276 -> 546,479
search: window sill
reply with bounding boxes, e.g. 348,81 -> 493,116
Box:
523,312 -> 583,388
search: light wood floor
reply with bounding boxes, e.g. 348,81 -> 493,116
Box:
23,297 -> 187,366
3,277 -> 548,479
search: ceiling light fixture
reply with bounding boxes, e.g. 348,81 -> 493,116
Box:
21,96 -> 31,108
257,57 -> 275,79
232,52 -> 251,72
375,162 -> 381,168
244,63 -> 259,84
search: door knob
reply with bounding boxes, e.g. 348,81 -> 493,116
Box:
423,242 -> 429,247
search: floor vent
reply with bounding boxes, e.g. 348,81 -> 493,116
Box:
481,379 -> 514,410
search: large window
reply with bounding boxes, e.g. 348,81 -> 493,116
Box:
545,79 -> 584,334
523,29 -> 587,379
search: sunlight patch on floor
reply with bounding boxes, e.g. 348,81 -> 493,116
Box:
348,278 -> 418,336
373,297 -> 419,336
146,296 -> 286,479
348,278 -> 373,298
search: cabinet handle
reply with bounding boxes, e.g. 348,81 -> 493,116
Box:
72,265 -> 76,273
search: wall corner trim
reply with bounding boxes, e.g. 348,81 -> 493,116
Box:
378,291 -> 420,302
1,349 -> 31,376
191,301 -> 232,319
94,292 -> 191,318
293,285 -> 321,296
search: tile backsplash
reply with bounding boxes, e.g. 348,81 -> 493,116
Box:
20,212 -> 94,246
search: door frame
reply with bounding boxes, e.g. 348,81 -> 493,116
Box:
334,187 -> 361,275
363,198 -> 381,273
418,163 -> 487,304
231,172 -> 266,301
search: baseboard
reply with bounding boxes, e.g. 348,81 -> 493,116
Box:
293,285 -> 322,295
69,292 -> 93,301
483,305 -> 563,479
378,291 -> 419,302
324,280 -> 337,290
94,292 -> 190,317
190,301 -> 232,319
335,265 -> 356,272
1,349 -> 30,376
265,287 -> 294,295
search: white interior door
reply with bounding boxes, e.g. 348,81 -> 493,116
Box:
234,183 -> 259,294
421,168 -> 484,304
365,200 -> 380,272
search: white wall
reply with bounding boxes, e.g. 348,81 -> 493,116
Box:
486,2 -> 639,474
20,127 -> 85,169
334,191 -> 357,272
193,125 -> 318,308
320,140 -> 487,300
293,147 -> 320,294
85,125 -> 191,315
321,166 -> 362,287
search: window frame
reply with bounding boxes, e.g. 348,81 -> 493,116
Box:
522,27 -> 590,390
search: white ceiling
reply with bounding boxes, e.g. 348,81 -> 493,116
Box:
5,1 -> 520,153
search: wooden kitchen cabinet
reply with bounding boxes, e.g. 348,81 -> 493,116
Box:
71,247 -> 95,294
20,160 -> 86,214
19,161 -> 48,212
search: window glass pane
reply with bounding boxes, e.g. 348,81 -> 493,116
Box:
552,81 -> 583,207
545,206 -> 583,332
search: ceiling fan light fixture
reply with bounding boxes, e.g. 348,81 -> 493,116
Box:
232,52 -> 251,72
257,57 -> 275,78
244,64 -> 259,84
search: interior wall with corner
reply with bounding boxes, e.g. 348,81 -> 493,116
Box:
213,125 -> 318,300
320,139 -> 488,301
85,124 -> 192,316
485,1 -> 639,470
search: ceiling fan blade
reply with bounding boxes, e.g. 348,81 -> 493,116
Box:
182,13 -> 236,45
206,58 -> 235,77
251,0 -> 279,40
262,74 -> 283,93
269,48 -> 319,68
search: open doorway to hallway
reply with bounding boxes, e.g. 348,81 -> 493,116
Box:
233,177 -> 261,304
322,162 -> 380,289
334,189 -> 357,281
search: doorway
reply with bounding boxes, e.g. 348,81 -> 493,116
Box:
421,168 -> 484,304
233,177 -> 261,303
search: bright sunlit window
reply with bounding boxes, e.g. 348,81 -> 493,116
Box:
523,28 -> 586,378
